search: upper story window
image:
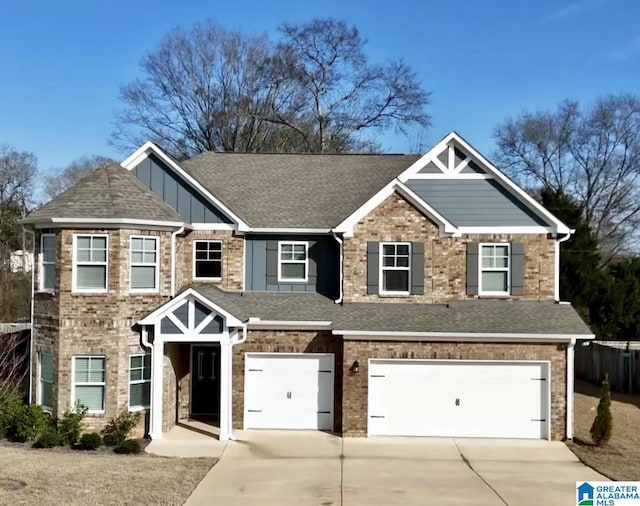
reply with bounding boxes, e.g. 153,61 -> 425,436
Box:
380,242 -> 411,295
479,243 -> 510,295
73,235 -> 108,292
278,241 -> 308,282
193,240 -> 222,280
40,233 -> 56,292
130,236 -> 159,292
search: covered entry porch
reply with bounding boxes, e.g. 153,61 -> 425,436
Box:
138,288 -> 245,441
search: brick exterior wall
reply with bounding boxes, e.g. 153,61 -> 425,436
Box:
341,340 -> 567,440
177,230 -> 244,292
231,330 -> 343,432
342,192 -> 555,303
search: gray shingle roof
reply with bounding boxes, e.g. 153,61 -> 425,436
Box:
180,153 -> 420,228
190,287 -> 593,337
24,164 -> 184,224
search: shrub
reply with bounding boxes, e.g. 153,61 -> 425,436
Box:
5,403 -> 49,442
102,411 -> 141,447
78,432 -> 102,450
590,374 -> 613,446
114,438 -> 141,455
58,403 -> 88,446
34,429 -> 63,448
0,393 -> 23,439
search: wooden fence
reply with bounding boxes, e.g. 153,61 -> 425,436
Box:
575,341 -> 640,393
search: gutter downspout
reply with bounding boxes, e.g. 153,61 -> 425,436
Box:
566,337 -> 576,440
554,230 -> 573,301
332,231 -> 343,304
170,226 -> 185,297
23,227 -> 36,403
227,323 -> 248,440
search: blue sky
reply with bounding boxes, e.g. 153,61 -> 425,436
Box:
1,0 -> 638,180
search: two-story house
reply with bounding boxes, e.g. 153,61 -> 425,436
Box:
22,132 -> 593,443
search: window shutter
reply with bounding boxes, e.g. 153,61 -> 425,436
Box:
411,242 -> 425,295
307,242 -> 317,281
511,242 -> 525,296
266,240 -> 278,285
466,242 -> 479,295
366,242 -> 379,294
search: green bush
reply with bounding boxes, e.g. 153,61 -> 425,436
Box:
102,411 -> 141,447
78,432 -> 102,450
34,429 -> 63,448
0,393 -> 23,439
590,374 -> 613,446
114,438 -> 141,454
5,403 -> 49,443
58,403 -> 88,446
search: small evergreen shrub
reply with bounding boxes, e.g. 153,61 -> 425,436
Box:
590,374 -> 613,446
0,393 -> 25,439
78,432 -> 102,450
58,403 -> 88,446
5,403 -> 49,442
102,411 -> 141,447
34,429 -> 63,448
114,438 -> 141,454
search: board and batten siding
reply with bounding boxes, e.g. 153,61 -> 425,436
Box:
132,154 -> 232,224
244,235 -> 339,298
405,179 -> 549,227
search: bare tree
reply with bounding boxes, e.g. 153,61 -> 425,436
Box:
111,19 -> 431,157
44,155 -> 114,200
494,95 -> 640,260
0,330 -> 29,398
272,19 -> 430,152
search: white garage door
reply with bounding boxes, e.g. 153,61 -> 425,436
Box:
244,353 -> 334,430
368,359 -> 550,439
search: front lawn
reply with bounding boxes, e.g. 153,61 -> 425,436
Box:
567,380 -> 640,480
0,442 -> 215,505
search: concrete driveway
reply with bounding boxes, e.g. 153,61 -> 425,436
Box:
184,431 -> 606,506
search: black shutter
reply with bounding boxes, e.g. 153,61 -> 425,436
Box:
466,242 -> 479,295
266,240 -> 278,285
366,242 -> 379,294
511,242 -> 525,296
411,242 -> 425,295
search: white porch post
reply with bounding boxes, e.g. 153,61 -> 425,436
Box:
219,337 -> 231,442
149,335 -> 165,440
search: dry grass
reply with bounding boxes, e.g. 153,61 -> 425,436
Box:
567,380 -> 640,480
0,443 -> 215,505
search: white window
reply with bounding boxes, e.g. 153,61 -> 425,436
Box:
278,241 -> 308,282
129,354 -> 151,411
73,235 -> 108,292
193,240 -> 222,279
72,356 -> 106,413
380,242 -> 411,294
130,236 -> 159,291
39,352 -> 53,411
480,243 -> 510,294
40,234 -> 56,292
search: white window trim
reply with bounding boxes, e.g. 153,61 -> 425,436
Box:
379,242 -> 412,296
71,355 -> 106,414
129,235 -> 160,293
478,242 -> 511,296
128,353 -> 151,411
277,241 -> 309,283
72,234 -> 109,293
39,233 -> 56,293
192,240 -> 223,281
39,352 -> 53,412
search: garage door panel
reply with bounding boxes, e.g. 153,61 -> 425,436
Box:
244,353 -> 334,431
368,360 -> 549,439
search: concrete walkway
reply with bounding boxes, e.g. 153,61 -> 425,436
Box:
146,422 -> 227,458
181,432 -> 606,506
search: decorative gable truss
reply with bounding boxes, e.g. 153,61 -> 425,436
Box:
335,132 -> 571,238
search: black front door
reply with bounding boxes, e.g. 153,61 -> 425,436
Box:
190,344 -> 221,416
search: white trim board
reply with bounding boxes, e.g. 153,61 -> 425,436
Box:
334,330 -> 595,343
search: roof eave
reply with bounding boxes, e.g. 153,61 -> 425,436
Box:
333,330 -> 595,343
